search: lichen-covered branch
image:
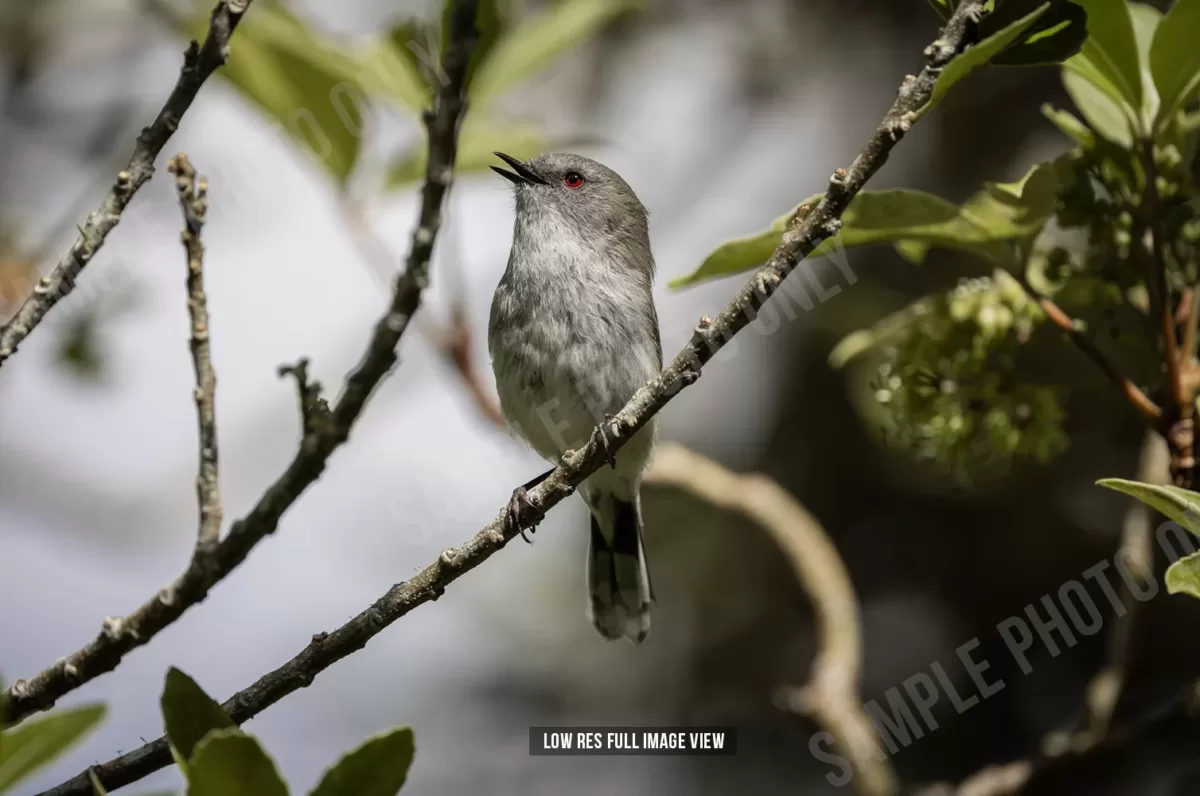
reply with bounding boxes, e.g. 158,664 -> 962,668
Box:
646,444 -> 895,796
0,0 -> 258,369
36,4 -> 989,793
169,154 -> 222,551
3,0 -> 481,733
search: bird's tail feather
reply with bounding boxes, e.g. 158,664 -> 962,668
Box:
587,494 -> 653,644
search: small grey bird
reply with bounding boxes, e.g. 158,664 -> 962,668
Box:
488,151 -> 662,644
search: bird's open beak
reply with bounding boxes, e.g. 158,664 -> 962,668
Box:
491,152 -> 547,186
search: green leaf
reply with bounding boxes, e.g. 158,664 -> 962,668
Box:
1129,2 -> 1163,128
1042,103 -> 1097,146
1150,0 -> 1200,125
161,668 -> 235,766
1166,552 -> 1200,599
668,194 -> 820,288
469,0 -> 643,104
186,730 -> 288,796
1063,67 -> 1134,145
673,163 -> 1061,289
989,0 -> 1088,66
196,3 -> 365,183
309,726 -> 414,796
386,117 -> 549,188
963,162 -> 1060,238
917,3 -> 1051,118
0,704 -> 106,793
1096,478 -> 1200,536
1065,0 -> 1144,112
807,190 -> 1015,263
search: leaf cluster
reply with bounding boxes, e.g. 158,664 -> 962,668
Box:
0,667 -> 417,796
159,667 -> 415,796
677,0 -> 1200,479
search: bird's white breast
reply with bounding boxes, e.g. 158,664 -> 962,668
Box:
488,227 -> 659,483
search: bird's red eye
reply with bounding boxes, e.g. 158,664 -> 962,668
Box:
564,172 -> 584,188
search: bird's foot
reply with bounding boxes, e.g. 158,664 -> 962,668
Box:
593,415 -> 619,470
504,486 -> 542,544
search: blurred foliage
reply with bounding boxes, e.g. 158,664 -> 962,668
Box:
678,0 -> 1200,483
162,667 -> 415,795
849,271 -> 1068,480
0,678 -> 106,794
168,0 -> 641,190
184,1 -> 369,185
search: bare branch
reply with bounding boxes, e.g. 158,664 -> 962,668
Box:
36,4 -> 990,793
646,444 -> 895,796
168,154 -> 222,551
0,0 -> 259,369
340,199 -> 504,427
2,0 -> 481,731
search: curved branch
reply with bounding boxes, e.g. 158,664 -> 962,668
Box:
0,0 -> 258,369
2,0 -> 481,729
36,3 -> 989,793
645,444 -> 895,796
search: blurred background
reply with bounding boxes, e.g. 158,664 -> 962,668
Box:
3,0 -> 1199,794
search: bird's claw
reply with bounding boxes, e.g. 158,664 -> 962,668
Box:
594,415 -> 618,470
504,486 -> 540,544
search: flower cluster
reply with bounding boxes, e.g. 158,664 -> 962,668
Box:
867,272 -> 1068,478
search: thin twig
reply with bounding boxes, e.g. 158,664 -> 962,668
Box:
168,154 -> 222,551
1143,141 -> 1182,407
344,194 -> 504,428
1142,140 -> 1195,486
646,444 -> 895,796
1013,273 -> 1162,423
276,358 -> 330,436
0,0 -> 259,369
1,0 -> 481,732
36,5 -> 989,793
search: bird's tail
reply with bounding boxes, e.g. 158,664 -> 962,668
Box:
586,492 -> 654,644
